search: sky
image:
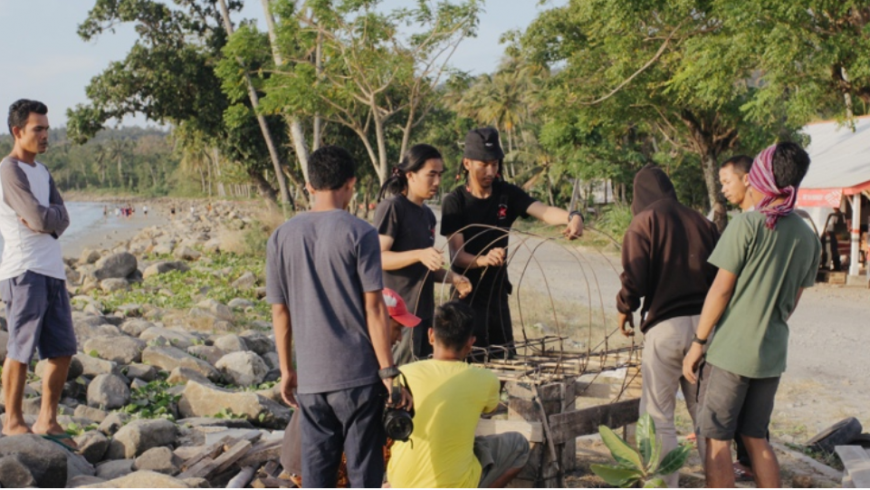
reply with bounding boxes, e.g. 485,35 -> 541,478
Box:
0,0 -> 566,134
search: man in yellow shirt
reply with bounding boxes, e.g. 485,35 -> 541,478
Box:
387,301 -> 530,488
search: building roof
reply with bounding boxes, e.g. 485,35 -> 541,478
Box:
800,115 -> 870,191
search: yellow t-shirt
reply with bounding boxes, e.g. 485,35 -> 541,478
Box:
387,359 -> 500,488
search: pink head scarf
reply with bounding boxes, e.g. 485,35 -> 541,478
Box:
747,143 -> 796,230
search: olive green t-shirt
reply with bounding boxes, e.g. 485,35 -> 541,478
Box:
706,212 -> 821,379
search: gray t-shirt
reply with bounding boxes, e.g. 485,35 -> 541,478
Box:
266,210 -> 384,394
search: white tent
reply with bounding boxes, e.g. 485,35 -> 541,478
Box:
797,115 -> 870,276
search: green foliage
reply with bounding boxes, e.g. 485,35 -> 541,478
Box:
65,422 -> 100,437
122,379 -> 181,421
591,414 -> 692,488
212,407 -> 247,420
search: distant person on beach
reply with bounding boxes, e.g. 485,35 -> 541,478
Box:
0,99 -> 77,451
683,142 -> 821,488
616,164 -> 720,487
103,205 -> 107,217
440,127 -> 584,357
375,143 -> 472,363
114,206 -> 120,217
143,204 -> 148,216
170,206 -> 176,219
266,145 -> 410,487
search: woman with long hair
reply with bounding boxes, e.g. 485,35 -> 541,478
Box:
374,144 -> 471,362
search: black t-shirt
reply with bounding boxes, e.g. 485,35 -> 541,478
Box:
440,181 -> 537,304
374,195 -> 438,319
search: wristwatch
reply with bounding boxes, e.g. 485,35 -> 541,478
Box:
378,366 -> 401,380
568,210 -> 584,223
692,334 -> 708,345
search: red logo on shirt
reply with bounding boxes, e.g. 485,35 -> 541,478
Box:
497,204 -> 508,220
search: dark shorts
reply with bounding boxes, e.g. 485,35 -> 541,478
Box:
296,382 -> 387,488
697,364 -> 779,441
0,270 -> 76,364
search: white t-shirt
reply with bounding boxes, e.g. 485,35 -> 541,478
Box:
0,158 -> 68,281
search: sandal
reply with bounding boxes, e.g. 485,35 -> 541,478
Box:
733,462 -> 754,482
40,433 -> 80,453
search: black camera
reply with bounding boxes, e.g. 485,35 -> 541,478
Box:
383,373 -> 414,442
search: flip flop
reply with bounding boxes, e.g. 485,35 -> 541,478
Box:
733,462 -> 754,482
40,433 -> 79,453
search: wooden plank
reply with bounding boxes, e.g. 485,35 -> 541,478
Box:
251,476 -> 292,488
237,439 -> 283,467
210,440 -> 254,477
835,445 -> 870,488
180,436 -> 231,471
476,419 -> 543,443
547,398 -> 640,444
177,457 -> 215,479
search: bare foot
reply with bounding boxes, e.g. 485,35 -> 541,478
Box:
32,422 -> 79,451
2,421 -> 33,436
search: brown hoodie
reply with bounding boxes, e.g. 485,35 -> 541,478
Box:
617,164 -> 720,332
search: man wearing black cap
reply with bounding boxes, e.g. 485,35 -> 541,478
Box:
440,127 -> 584,356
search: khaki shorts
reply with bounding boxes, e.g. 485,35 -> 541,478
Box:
474,433 -> 530,488
697,364 -> 780,441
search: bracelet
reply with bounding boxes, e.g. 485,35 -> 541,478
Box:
568,210 -> 584,223
692,334 -> 708,345
378,366 -> 401,380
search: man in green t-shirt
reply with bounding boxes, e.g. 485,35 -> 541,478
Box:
682,142 -> 821,488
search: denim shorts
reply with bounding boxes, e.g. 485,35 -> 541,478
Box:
0,270 -> 76,363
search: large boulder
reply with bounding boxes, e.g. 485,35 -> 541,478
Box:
231,271 -> 257,290
120,319 -> 155,337
75,431 -> 111,465
105,419 -> 178,460
94,252 -> 138,280
166,366 -> 212,386
239,330 -> 275,356
178,381 -> 290,429
187,345 -> 225,366
124,363 -> 158,382
95,459 -> 134,480
80,248 -> 102,265
100,278 -> 129,293
74,405 -> 109,423
142,261 -> 189,279
73,313 -> 122,343
97,412 -> 131,436
141,346 -> 219,381
84,336 -> 147,364
213,334 -> 248,353
139,327 -> 198,349
75,354 -> 119,377
215,351 -> 268,386
87,374 -> 131,410
191,299 -> 234,322
0,434 -> 69,487
82,470 -> 190,488
133,447 -> 182,476
0,455 -> 37,487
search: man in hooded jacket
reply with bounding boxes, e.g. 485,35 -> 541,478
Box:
616,164 -> 720,487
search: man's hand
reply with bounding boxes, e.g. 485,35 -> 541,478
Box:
417,247 -> 445,272
563,215 -> 584,240
280,370 -> 298,408
617,312 -> 635,337
451,274 -> 472,299
476,247 -> 506,268
683,343 -> 704,384
19,217 -> 38,232
383,379 -> 413,410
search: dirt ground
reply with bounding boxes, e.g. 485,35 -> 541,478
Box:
433,217 -> 868,487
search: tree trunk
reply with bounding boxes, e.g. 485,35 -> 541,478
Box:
373,111 -> 389,184
248,168 -> 278,202
261,0 -> 312,192
702,152 -> 727,232
313,30 -> 323,152
219,0 -> 292,207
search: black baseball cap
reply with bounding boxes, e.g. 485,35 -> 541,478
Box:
463,127 -> 505,162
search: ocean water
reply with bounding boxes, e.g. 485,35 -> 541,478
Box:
0,202 -> 117,255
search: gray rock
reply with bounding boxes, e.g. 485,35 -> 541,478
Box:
87,374 -> 131,410
203,237 -> 221,253
94,252 -> 138,280
182,476 -> 210,488
75,404 -> 110,423
80,248 -> 102,265
140,327 -> 198,349
35,355 -> 84,380
178,381 -> 290,429
0,455 -> 36,487
261,352 -> 280,371
215,351 -> 268,386
95,459 -> 134,480
0,434 -> 69,487
73,314 -> 123,343
213,334 -> 248,353
175,417 -> 255,430
75,353 -> 119,377
106,419 -> 178,460
83,336 -> 147,365
174,246 -> 201,261
115,304 -> 143,317
166,366 -> 213,386
231,271 -> 257,290
69,474 -> 108,487
75,430 -> 111,465
227,298 -> 255,309
142,261 -> 189,279
68,451 -> 97,483
238,330 -> 275,356
131,378 -> 149,390
124,363 -> 158,382
193,298 -> 234,322
142,346 -> 219,381
187,345 -> 225,366
120,319 -> 155,337
133,447 -> 182,475
66,266 -> 82,285
97,412 -> 131,436
84,470 -> 191,488
100,278 -> 130,293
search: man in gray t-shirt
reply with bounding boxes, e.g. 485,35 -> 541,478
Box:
266,146 -> 409,488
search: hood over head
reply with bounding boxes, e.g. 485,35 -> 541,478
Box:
631,164 -> 678,216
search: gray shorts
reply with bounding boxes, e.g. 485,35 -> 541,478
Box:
0,270 -> 76,363
697,364 -> 779,441
475,432 -> 530,488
